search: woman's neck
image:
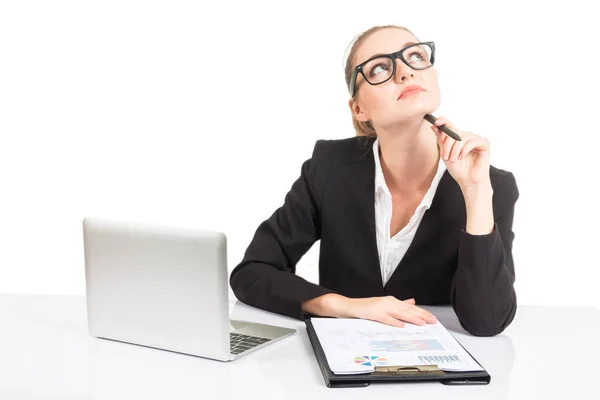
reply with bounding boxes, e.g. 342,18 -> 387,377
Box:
375,119 -> 440,194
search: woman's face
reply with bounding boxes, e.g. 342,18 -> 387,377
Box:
351,28 -> 441,129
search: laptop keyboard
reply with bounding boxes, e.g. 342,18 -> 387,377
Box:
230,332 -> 271,355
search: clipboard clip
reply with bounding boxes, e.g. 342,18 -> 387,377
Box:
374,365 -> 444,375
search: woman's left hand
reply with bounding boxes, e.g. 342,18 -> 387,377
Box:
431,116 -> 491,188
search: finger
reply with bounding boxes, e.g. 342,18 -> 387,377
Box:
431,125 -> 447,140
390,302 -> 427,325
401,304 -> 437,324
431,126 -> 446,151
433,116 -> 451,128
412,308 -> 437,324
381,315 -> 406,328
459,137 -> 489,160
433,116 -> 457,132
394,297 -> 435,323
441,135 -> 456,161
449,137 -> 466,162
390,308 -> 428,326
396,299 -> 437,323
432,126 -> 447,158
405,309 -> 430,326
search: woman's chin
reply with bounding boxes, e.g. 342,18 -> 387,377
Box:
400,101 -> 438,118
398,106 -> 437,120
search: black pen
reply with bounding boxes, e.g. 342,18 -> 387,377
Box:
423,114 -> 462,141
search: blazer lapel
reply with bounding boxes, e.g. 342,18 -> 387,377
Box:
345,141 -> 385,292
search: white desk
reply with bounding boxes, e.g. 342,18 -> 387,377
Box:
1,295 -> 598,399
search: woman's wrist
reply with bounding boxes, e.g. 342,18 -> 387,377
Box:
302,293 -> 353,318
460,183 -> 494,235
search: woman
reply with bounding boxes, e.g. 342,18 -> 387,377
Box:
230,25 -> 518,337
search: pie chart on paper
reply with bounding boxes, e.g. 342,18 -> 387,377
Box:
353,355 -> 388,367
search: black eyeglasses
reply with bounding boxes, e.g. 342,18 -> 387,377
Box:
348,41 -> 435,97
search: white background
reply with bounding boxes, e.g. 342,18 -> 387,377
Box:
1,0 -> 599,309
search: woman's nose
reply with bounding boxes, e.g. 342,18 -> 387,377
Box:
394,58 -> 413,83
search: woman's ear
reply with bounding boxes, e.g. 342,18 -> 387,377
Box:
348,98 -> 369,122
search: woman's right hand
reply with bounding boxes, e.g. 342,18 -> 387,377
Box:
344,296 -> 437,328
302,293 -> 438,327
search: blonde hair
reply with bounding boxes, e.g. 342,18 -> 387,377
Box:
344,25 -> 417,137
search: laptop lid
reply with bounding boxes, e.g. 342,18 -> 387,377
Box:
83,217 -> 231,360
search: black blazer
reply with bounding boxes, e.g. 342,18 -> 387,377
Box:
230,136 -> 519,337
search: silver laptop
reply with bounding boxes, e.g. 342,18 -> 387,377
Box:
82,217 -> 296,361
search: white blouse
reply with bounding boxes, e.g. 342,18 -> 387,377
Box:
373,138 -> 447,286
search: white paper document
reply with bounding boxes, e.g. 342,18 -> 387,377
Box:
310,318 -> 484,375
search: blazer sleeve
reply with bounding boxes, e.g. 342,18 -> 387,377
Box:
450,172 -> 519,337
229,140 -> 335,319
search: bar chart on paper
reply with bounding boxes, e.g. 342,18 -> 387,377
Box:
368,339 -> 445,352
311,318 -> 485,375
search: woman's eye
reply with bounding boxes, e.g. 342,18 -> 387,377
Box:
408,51 -> 425,61
370,64 -> 389,77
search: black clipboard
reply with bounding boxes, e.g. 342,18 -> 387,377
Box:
305,318 -> 491,388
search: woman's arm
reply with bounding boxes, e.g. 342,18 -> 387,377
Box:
229,141 -> 334,319
451,173 -> 519,336
231,139 -> 439,327
431,116 -> 519,337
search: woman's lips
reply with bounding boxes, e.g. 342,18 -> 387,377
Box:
398,88 -> 424,99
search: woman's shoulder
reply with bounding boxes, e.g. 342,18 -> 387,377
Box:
311,135 -> 376,166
